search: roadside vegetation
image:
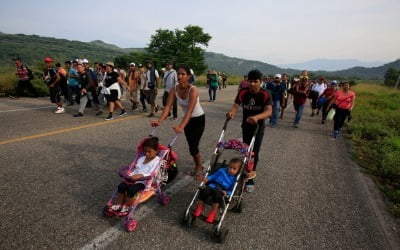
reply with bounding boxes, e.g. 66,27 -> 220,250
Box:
348,83 -> 400,216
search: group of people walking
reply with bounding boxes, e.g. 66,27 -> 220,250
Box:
247,70 -> 356,139
12,57 -> 355,191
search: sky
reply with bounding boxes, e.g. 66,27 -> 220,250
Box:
1,0 -> 399,65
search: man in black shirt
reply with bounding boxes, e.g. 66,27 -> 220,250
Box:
43,57 -> 64,114
226,69 -> 272,192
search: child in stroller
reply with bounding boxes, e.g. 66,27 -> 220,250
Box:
193,158 -> 243,223
109,137 -> 160,216
104,133 -> 178,231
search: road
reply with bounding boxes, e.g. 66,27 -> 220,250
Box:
0,86 -> 398,249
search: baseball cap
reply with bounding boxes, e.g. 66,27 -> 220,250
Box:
44,57 -> 53,62
105,62 -> 114,67
129,62 -> 135,66
138,64 -> 143,68
331,80 -> 338,85
82,58 -> 89,64
274,74 -> 282,79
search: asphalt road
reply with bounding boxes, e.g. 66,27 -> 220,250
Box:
0,86 -> 398,249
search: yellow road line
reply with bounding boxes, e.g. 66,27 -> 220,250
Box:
0,97 -> 234,146
0,114 -> 143,146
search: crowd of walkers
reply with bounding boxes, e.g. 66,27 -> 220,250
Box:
12,57 -> 355,189
237,69 -> 356,139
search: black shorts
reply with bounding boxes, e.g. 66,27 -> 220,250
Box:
49,86 -> 61,103
106,89 -> 119,102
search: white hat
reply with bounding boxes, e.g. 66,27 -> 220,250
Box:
82,58 -> 89,64
274,74 -> 282,79
129,62 -> 135,66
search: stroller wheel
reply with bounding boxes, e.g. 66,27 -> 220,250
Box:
179,211 -> 189,226
213,227 -> 229,243
157,192 -> 170,206
161,195 -> 170,206
179,211 -> 195,228
232,200 -> 243,213
123,218 -> 137,232
103,205 -> 115,218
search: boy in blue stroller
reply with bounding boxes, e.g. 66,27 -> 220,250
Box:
193,158 -> 243,223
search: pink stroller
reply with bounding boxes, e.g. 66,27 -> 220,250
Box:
103,131 -> 178,232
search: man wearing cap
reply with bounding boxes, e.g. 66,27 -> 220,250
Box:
266,74 -> 286,127
43,57 -> 65,114
127,63 -> 140,110
145,61 -> 160,117
226,69 -> 272,193
102,62 -> 129,120
162,61 -> 178,119
292,76 -> 310,128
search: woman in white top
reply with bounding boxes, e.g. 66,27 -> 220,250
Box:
151,65 -> 205,180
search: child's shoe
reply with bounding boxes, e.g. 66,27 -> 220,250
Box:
206,211 -> 217,223
110,204 -> 122,212
193,205 -> 203,217
118,206 -> 130,217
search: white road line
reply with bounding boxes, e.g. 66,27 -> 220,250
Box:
79,166 -> 203,250
0,106 -> 54,113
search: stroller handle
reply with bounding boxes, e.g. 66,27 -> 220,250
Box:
168,134 -> 179,148
149,127 -> 157,137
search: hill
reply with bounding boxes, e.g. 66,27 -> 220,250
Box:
312,60 -> 400,80
0,33 -> 127,67
278,58 -> 385,71
204,52 -> 298,76
0,32 -> 398,79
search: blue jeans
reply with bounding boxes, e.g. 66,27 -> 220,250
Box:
208,86 -> 217,101
270,100 -> 280,125
293,103 -> 305,125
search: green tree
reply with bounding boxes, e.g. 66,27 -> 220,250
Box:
114,51 -> 147,69
384,68 -> 399,87
146,25 -> 211,74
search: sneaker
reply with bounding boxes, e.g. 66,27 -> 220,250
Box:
119,110 -> 127,117
245,184 -> 255,193
55,107 -> 65,114
95,110 -> 103,116
105,114 -> 113,121
155,105 -> 159,113
142,109 -> 147,113
270,124 -> 274,128
73,112 -> 83,117
8,94 -> 19,99
293,124 -> 299,128
118,206 -> 130,217
110,204 -> 122,212
333,130 -> 339,139
148,113 -> 155,117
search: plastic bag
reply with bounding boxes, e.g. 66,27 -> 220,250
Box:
327,108 -> 336,121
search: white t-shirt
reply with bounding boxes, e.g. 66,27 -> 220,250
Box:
129,155 -> 160,178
